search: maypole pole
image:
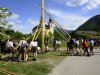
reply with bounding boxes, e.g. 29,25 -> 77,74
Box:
41,0 -> 45,53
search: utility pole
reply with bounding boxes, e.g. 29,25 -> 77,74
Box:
41,0 -> 45,53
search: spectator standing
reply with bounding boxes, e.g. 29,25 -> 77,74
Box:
90,39 -> 94,55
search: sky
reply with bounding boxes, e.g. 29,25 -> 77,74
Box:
0,0 -> 100,34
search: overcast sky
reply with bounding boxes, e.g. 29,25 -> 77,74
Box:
0,0 -> 100,34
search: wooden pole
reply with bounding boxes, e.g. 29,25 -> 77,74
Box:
41,0 -> 45,53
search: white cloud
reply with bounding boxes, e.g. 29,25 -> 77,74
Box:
14,18 -> 39,34
52,0 -> 67,4
66,0 -> 88,7
83,0 -> 100,10
48,9 -> 89,30
27,18 -> 38,26
54,0 -> 100,10
9,13 -> 19,20
6,13 -> 34,34
12,24 -> 33,34
7,13 -> 21,23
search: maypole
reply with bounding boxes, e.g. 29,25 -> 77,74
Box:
41,0 -> 45,53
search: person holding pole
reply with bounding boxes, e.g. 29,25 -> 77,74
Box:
30,40 -> 38,61
18,38 -> 28,61
5,39 -> 14,60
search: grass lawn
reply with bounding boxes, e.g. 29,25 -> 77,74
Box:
0,50 -> 67,75
48,41 -> 67,48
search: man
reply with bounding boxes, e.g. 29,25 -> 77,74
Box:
68,38 -> 75,55
57,40 -> 61,51
18,38 -> 28,61
82,39 -> 90,56
30,41 -> 38,61
90,39 -> 94,55
53,39 -> 57,51
5,39 -> 14,60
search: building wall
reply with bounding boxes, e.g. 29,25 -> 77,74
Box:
45,24 -> 54,40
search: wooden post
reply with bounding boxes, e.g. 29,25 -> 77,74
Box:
41,0 -> 45,53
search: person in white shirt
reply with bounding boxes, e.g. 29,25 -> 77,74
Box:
76,40 -> 79,46
5,39 -> 14,60
30,41 -> 38,61
57,40 -> 61,50
90,39 -> 94,55
18,38 -> 28,61
6,39 -> 14,53
6,41 -> 14,48
18,39 -> 28,48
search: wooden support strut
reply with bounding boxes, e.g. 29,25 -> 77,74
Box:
3,60 -> 11,66
34,29 -> 42,40
0,69 -> 16,75
32,22 -> 40,41
26,21 -> 40,41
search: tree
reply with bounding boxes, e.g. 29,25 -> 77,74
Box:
70,31 -> 80,39
15,31 -> 24,39
54,32 -> 64,40
0,6 -> 12,40
0,7 -> 12,28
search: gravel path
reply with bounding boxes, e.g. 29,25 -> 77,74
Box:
49,49 -> 100,75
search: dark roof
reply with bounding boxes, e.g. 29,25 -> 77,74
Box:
32,24 -> 50,31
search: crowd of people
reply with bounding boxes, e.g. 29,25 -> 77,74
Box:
0,37 -> 99,61
0,38 -> 42,61
67,38 -> 98,56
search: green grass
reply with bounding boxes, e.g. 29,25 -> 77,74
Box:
60,41 -> 67,48
4,62 -> 52,75
0,73 -> 5,75
48,41 -> 67,48
0,50 -> 67,75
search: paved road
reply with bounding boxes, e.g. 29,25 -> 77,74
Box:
49,49 -> 100,75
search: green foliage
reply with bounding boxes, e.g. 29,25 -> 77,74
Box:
0,6 -> 12,27
70,31 -> 80,39
96,32 -> 100,36
0,6 -> 13,40
14,31 -> 24,39
54,32 -> 64,40
0,6 -> 30,40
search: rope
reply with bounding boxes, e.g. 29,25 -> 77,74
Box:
38,4 -> 70,41
46,9 -> 70,37
54,24 -> 70,40
52,24 -> 69,41
44,19 -> 69,41
43,8 -> 71,41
